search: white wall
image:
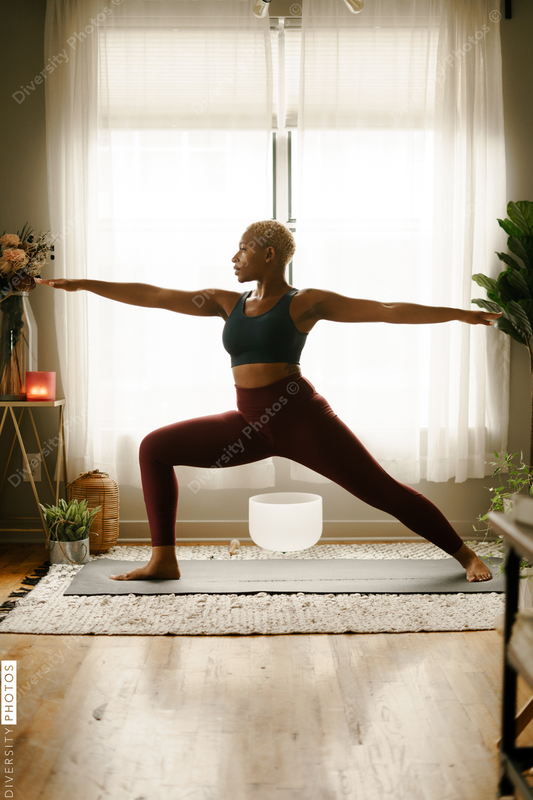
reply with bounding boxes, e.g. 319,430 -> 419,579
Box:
1,0 -> 531,544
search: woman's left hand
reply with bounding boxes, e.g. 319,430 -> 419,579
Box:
466,309 -> 503,326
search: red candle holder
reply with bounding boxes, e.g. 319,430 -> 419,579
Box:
25,372 -> 56,402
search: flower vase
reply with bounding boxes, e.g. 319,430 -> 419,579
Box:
0,291 -> 38,400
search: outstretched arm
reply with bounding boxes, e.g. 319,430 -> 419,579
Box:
35,278 -> 235,318
297,289 -> 502,327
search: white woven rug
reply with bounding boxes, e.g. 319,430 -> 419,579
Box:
0,542 -> 505,635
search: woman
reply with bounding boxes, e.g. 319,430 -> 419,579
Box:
37,220 -> 501,583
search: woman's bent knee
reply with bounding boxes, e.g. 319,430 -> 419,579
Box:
139,428 -> 170,465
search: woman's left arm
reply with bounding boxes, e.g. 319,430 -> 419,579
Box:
299,289 -> 502,327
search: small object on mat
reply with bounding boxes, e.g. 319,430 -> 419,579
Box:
229,539 -> 240,555
92,702 -> 108,721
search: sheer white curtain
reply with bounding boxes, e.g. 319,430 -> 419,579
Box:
45,0 -> 99,478
45,0 -> 275,489
293,0 -> 508,484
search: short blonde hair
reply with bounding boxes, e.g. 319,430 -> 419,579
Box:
243,220 -> 296,268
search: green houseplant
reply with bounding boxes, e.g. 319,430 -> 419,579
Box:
40,498 -> 101,565
471,204 -> 533,599
472,200 -> 533,466
474,452 -> 533,549
471,452 -> 533,603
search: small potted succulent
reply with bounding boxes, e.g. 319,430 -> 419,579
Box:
40,498 -> 101,565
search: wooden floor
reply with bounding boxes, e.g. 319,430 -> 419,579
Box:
0,544 -> 530,800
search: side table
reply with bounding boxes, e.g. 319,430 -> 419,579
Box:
489,511 -> 533,799
0,399 -> 67,535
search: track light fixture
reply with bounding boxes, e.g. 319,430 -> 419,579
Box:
342,0 -> 364,12
252,0 -> 271,18
251,0 -> 363,19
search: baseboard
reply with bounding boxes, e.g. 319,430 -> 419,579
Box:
0,519 -> 494,545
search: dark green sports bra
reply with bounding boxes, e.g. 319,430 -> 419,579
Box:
222,288 -> 308,367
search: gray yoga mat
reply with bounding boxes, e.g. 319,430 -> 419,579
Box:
63,556 -> 505,595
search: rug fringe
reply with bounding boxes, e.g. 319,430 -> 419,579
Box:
2,561 -> 50,618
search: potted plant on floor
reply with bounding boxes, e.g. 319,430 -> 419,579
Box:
472,200 -> 533,466
472,451 -> 533,606
471,200 -> 533,601
40,498 -> 101,565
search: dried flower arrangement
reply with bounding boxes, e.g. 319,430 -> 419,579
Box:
0,223 -> 54,301
0,224 -> 55,398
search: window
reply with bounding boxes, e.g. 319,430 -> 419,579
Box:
83,2 -> 506,486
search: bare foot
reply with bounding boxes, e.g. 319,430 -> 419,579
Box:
451,543 -> 493,583
465,557 -> 493,582
110,545 -> 180,581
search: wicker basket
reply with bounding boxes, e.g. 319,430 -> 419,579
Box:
66,470 -> 119,554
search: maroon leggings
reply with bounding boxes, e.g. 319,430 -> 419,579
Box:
139,374 -> 463,554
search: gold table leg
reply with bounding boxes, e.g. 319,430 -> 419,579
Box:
0,408 -> 24,496
27,408 -> 55,499
8,407 -> 48,536
58,403 -> 68,500
0,407 -> 8,439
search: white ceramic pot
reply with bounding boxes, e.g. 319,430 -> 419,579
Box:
249,492 -> 323,552
513,495 -> 533,526
519,567 -> 533,610
49,537 -> 90,565
494,568 -> 533,631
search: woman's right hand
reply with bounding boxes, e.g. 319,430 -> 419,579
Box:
35,278 -> 82,291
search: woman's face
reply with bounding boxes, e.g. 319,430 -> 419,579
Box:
231,231 -> 267,282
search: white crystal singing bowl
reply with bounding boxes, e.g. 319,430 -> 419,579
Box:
248,492 -> 323,552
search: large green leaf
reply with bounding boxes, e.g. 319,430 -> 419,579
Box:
498,271 -> 522,305
496,251 -> 522,271
472,273 -> 499,296
518,298 -> 533,323
498,217 -> 524,238
520,269 -> 533,295
508,269 -> 531,298
508,201 -> 533,236
471,298 -> 530,345
507,300 -> 533,337
472,298 -> 504,314
495,316 -> 526,344
508,235 -> 533,269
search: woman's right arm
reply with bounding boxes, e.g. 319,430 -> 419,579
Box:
36,278 -> 232,318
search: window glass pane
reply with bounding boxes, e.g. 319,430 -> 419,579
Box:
288,129 -> 298,221
295,127 -> 434,426
271,22 -> 301,129
285,26 -> 302,127
98,129 -> 271,226
95,128 -> 272,430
